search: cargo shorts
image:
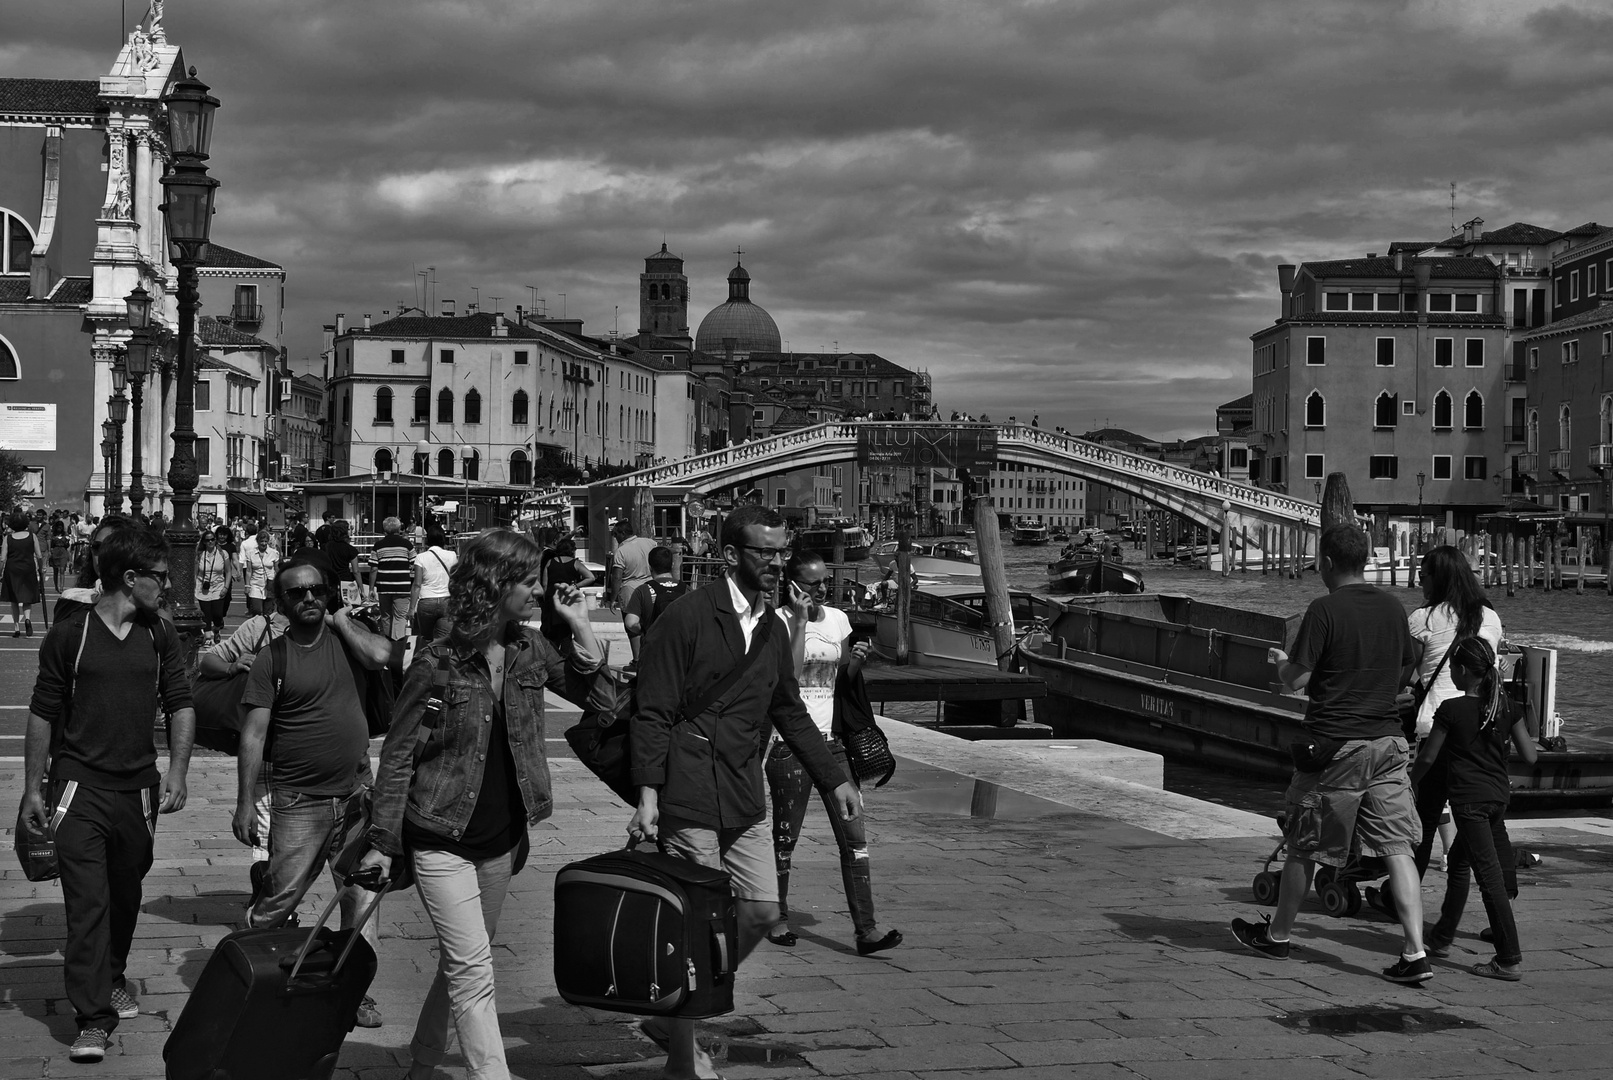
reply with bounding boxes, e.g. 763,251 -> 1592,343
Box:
1283,735 -> 1421,869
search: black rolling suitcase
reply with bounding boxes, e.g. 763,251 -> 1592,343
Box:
163,878 -> 388,1080
554,845 -> 738,1018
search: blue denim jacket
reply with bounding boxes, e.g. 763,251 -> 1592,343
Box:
367,627 -> 602,864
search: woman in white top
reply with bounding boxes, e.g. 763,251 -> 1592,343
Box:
410,526 -> 457,645
194,530 -> 237,644
1393,544 -> 1505,896
764,551 -> 902,955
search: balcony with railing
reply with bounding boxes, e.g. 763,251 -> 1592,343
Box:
1518,453 -> 1538,476
1591,444 -> 1613,471
229,303 -> 264,325
1506,424 -> 1526,443
1548,449 -> 1573,474
1504,362 -> 1526,383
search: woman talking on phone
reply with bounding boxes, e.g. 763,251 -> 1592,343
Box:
360,529 -> 607,1080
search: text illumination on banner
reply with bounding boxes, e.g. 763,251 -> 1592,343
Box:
856,424 -> 997,469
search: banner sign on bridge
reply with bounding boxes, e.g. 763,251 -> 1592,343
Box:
856,424 -> 997,469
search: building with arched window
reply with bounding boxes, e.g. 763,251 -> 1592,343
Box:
1249,248 -> 1511,525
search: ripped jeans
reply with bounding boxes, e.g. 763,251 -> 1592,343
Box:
765,738 -> 878,940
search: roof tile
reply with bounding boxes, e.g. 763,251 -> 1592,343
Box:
199,243 -> 284,271
0,78 -> 100,118
1303,256 -> 1501,280
199,316 -> 275,348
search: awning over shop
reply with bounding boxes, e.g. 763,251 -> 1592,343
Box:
294,473 -> 531,498
226,490 -> 268,515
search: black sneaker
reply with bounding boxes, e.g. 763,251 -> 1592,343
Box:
1383,954 -> 1433,984
1230,915 -> 1291,959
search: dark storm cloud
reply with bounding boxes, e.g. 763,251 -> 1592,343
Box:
6,0 -> 1613,437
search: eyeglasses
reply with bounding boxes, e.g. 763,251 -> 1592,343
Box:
795,577 -> 831,592
739,544 -> 792,562
132,568 -> 171,586
282,584 -> 332,602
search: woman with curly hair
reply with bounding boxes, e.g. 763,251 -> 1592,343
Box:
361,529 -> 607,1080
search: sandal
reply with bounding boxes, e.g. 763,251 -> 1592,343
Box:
1470,960 -> 1521,981
766,930 -> 798,947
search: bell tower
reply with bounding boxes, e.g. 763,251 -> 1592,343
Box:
639,242 -> 690,345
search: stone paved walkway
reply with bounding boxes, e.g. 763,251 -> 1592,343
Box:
3,698 -> 1612,1078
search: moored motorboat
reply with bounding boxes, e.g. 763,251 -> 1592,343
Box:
870,582 -> 1061,667
872,538 -> 981,578
1022,593 -> 1610,808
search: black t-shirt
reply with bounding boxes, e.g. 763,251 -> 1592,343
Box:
241,628 -> 370,796
1291,583 -> 1415,741
324,539 -> 360,582
541,558 -> 586,640
406,701 -> 526,860
1432,695 -> 1514,805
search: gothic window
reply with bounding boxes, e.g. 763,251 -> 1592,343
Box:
509,449 -> 531,485
465,388 -> 482,424
413,386 -> 429,422
437,448 -> 454,476
1432,390 -> 1453,430
374,386 -> 393,424
464,449 -> 480,481
0,335 -> 18,379
1601,396 -> 1613,444
1464,390 -> 1484,430
1374,391 -> 1397,428
1527,408 -> 1539,453
437,387 -> 453,423
512,389 -> 529,425
1560,404 -> 1572,451
1,210 -> 35,274
1304,391 -> 1325,428
373,448 -> 393,473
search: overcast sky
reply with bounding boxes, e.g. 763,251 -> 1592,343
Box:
6,0 -> 1613,440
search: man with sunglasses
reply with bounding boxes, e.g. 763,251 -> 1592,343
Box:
232,556 -> 392,1027
629,504 -> 856,1079
21,528 -> 195,1063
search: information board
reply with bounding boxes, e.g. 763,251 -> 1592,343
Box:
856,424 -> 996,469
0,403 -> 56,451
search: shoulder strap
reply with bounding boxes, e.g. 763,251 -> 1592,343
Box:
682,605 -> 776,724
270,634 -> 289,714
429,550 -> 449,574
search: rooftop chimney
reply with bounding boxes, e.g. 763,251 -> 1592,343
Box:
362,313 -> 371,331
492,312 -> 508,337
1277,264 -> 1296,294
335,313 -> 346,335
1366,253 -> 1378,259
1413,262 -> 1432,324
1395,250 -> 1404,272
442,299 -> 456,317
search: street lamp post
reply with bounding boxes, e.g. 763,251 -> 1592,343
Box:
108,371 -> 129,515
124,286 -> 154,515
416,438 -> 431,530
1416,470 -> 1427,558
100,426 -> 116,512
460,444 -> 474,534
159,67 -> 220,641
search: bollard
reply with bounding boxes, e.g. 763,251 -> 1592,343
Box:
1505,531 -> 1515,597
1578,532 -> 1587,595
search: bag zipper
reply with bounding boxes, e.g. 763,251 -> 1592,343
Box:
649,900 -> 661,1001
606,893 -> 623,997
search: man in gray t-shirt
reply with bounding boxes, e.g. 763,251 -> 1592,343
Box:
611,520 -> 659,610
233,558 -> 392,1025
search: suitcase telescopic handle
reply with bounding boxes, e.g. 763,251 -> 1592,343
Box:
711,919 -> 730,976
286,880 -> 390,986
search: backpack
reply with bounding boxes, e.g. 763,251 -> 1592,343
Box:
268,625 -> 397,740
644,579 -> 688,627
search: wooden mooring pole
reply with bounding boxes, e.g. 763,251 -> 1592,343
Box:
965,470 -> 1019,727
895,525 -> 912,664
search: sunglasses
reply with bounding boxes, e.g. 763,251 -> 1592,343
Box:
131,568 -> 171,586
282,584 -> 332,602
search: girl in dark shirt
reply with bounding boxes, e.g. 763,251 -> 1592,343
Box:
1410,636 -> 1538,981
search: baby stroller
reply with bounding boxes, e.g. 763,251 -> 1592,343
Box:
1251,813 -> 1387,918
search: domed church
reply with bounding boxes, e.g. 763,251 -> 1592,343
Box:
694,257 -> 782,361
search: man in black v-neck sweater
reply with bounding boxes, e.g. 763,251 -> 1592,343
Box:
20,529 -> 194,1063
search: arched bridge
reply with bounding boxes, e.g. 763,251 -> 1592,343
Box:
593,421 -> 1319,530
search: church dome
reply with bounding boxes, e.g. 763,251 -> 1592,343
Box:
695,260 -> 782,355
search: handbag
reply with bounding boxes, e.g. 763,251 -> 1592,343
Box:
1399,643 -> 1455,737
832,667 -> 896,787
566,611 -> 776,805
193,619 -> 275,755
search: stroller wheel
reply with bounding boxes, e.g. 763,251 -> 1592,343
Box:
1344,884 -> 1363,917
1319,880 -> 1352,918
1314,865 -> 1336,889
1252,871 -> 1280,906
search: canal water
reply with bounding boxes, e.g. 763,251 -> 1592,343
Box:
874,540 -> 1613,816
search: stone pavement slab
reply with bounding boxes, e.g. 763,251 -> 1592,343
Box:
2,701 -> 1612,1078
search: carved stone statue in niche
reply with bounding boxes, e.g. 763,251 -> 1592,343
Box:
111,172 -> 133,219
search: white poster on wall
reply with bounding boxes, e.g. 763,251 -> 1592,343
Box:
0,403 -> 57,451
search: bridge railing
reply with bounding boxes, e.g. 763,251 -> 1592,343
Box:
594,420 -> 1319,527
